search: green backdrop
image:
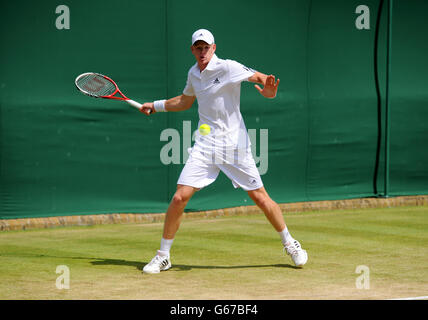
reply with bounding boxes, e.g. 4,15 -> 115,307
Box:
1,0 -> 427,219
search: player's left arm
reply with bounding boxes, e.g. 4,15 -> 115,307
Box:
248,72 -> 280,99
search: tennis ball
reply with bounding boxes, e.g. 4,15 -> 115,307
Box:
199,124 -> 211,136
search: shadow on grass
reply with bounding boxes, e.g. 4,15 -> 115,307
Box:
83,257 -> 300,271
8,253 -> 300,271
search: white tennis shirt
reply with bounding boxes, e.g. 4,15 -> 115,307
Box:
183,54 -> 256,152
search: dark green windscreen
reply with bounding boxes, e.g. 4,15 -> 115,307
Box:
1,0 -> 427,219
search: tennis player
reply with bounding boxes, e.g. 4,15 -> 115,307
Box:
140,29 -> 307,273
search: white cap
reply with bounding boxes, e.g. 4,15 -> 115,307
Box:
191,29 -> 215,45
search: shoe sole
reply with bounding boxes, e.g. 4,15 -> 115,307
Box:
143,264 -> 171,274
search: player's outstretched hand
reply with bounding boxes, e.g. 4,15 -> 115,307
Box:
254,75 -> 280,99
140,102 -> 155,115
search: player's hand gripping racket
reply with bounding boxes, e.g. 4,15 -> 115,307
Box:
75,72 -> 150,112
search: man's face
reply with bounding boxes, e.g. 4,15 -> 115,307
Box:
191,40 -> 216,66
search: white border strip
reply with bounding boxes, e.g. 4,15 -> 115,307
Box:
388,295 -> 428,300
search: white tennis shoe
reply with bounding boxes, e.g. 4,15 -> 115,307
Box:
143,252 -> 171,274
284,239 -> 308,267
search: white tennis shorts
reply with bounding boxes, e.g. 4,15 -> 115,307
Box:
177,147 -> 263,191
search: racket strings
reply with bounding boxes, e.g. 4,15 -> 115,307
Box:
77,74 -> 116,97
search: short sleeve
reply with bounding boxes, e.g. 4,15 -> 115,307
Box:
183,72 -> 195,96
227,60 -> 256,84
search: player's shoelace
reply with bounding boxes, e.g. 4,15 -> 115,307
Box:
284,240 -> 302,256
150,255 -> 164,264
148,255 -> 168,268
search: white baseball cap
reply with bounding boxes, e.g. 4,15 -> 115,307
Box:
191,29 -> 215,45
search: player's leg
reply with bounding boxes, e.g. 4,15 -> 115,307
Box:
143,185 -> 197,274
143,149 -> 219,274
247,187 -> 285,232
217,148 -> 308,267
163,184 -> 199,240
247,187 -> 308,267
216,150 -> 286,233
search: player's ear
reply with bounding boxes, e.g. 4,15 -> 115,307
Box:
212,44 -> 216,52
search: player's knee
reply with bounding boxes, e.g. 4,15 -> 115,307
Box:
172,194 -> 184,205
250,193 -> 270,209
172,193 -> 190,206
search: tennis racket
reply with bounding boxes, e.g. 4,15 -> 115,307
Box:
75,72 -> 150,112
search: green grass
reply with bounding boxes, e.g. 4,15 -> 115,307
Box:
0,206 -> 427,299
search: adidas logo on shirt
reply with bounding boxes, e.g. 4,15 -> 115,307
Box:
213,78 -> 220,84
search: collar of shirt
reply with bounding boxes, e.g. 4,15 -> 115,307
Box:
205,54 -> 219,71
193,54 -> 220,77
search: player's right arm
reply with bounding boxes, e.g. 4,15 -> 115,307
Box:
140,94 -> 196,115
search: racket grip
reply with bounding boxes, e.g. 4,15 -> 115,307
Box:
126,99 -> 143,109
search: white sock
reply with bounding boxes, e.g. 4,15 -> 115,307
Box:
158,238 -> 174,256
278,226 -> 294,245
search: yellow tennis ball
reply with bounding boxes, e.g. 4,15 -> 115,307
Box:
199,124 -> 211,136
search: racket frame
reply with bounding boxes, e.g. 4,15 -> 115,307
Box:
75,72 -> 144,110
75,72 -> 128,100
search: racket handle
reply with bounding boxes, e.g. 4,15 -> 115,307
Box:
126,99 -> 142,109
126,99 -> 152,114
126,99 -> 153,114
